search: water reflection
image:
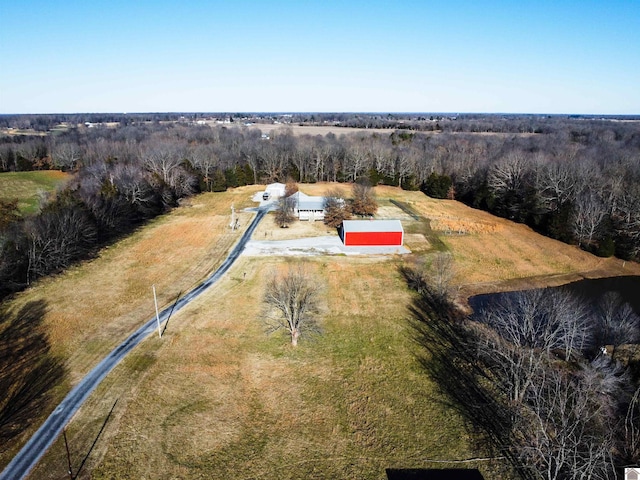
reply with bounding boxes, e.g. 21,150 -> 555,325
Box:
469,276 -> 640,317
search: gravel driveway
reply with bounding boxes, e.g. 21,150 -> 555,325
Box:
243,235 -> 410,256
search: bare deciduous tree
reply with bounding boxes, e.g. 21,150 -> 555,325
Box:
189,144 -> 219,191
50,141 -> 81,171
351,181 -> 378,216
323,188 -> 351,228
623,386 -> 640,464
573,190 -> 607,249
471,306 -> 547,407
404,252 -> 455,301
596,292 -> 640,347
615,183 -> 640,259
142,141 -> 197,200
539,160 -> 578,213
274,196 -> 296,228
263,266 -> 322,346
142,141 -> 185,185
487,151 -> 527,195
482,289 -> 592,361
259,141 -> 287,182
429,252 -> 455,300
517,365 -> 617,480
343,140 -> 368,182
284,177 -> 299,197
25,205 -> 97,284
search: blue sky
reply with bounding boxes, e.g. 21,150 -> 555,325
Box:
0,0 -> 638,114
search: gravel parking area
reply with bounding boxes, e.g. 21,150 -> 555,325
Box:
246,192 -> 410,256
243,235 -> 410,256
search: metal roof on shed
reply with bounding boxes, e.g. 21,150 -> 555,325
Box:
342,219 -> 403,233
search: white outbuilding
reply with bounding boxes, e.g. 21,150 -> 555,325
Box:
263,183 -> 286,199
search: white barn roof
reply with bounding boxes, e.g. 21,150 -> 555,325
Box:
342,219 -> 403,233
265,183 -> 286,197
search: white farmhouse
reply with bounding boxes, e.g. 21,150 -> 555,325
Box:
291,191 -> 326,221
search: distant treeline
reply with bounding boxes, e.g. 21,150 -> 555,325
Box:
2,111 -> 640,133
0,115 -> 639,299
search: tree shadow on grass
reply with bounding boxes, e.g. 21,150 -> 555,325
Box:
0,300 -> 66,453
400,266 -> 532,479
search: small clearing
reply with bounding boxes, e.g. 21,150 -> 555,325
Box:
0,170 -> 70,214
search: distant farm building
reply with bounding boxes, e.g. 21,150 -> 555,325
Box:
340,220 -> 404,246
263,183 -> 286,199
291,191 -> 326,221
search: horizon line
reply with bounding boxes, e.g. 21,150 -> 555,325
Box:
1,111 -> 639,117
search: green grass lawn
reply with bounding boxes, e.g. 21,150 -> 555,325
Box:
0,170 -> 70,214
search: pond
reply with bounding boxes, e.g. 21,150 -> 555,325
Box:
468,276 -> 640,317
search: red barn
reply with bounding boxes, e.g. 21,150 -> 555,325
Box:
340,220 -> 404,246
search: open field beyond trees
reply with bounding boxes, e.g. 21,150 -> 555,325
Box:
2,184 -> 638,479
244,123 -> 539,138
0,171 -> 70,214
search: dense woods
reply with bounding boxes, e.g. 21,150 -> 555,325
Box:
406,266 -> 640,479
0,113 -> 639,300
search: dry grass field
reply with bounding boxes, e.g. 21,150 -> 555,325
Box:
238,123 -> 539,138
0,185 -> 263,467
253,210 -> 337,240
2,183 -> 638,478
289,184 -> 639,289
0,170 -> 70,214
249,123 -> 400,137
31,256 -> 505,479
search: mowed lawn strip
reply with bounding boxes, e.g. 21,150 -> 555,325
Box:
32,256 -> 510,479
0,170 -> 70,214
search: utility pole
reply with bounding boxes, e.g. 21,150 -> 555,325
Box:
153,285 -> 161,338
230,204 -> 236,231
63,428 -> 73,480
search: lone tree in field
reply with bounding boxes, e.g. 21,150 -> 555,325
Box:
274,196 -> 296,228
323,188 -> 351,228
263,266 -> 321,346
351,180 -> 378,217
